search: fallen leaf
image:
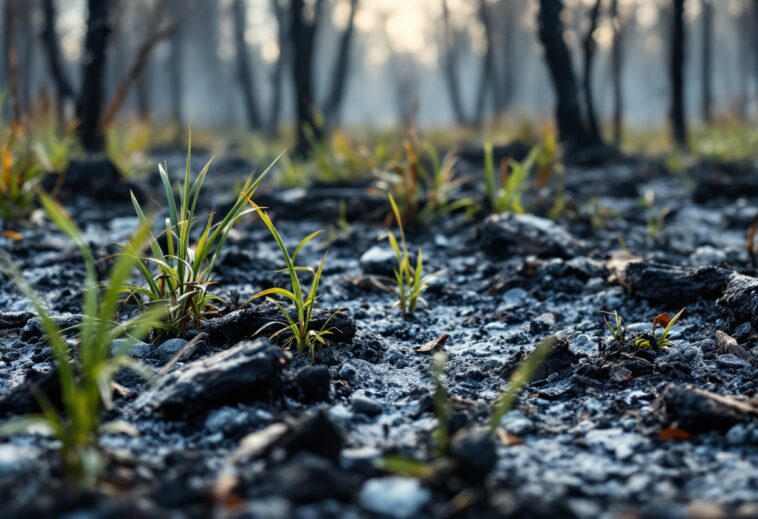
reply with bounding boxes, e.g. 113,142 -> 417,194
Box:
3,229 -> 23,241
496,428 -> 524,446
653,313 -> 672,327
415,334 -> 450,354
659,427 -> 693,441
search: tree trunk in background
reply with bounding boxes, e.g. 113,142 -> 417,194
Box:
2,0 -> 21,123
169,3 -> 184,142
474,0 -> 498,124
323,0 -> 359,126
76,0 -> 111,151
581,0 -> 602,142
267,0 -> 287,135
700,0 -> 712,124
441,0 -> 467,125
41,0 -> 76,114
498,0 -> 516,115
537,0 -> 596,151
17,0 -> 32,114
232,0 -> 263,131
290,0 -> 324,157
610,0 -> 623,147
670,0 -> 687,148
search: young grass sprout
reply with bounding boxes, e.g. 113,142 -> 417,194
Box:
386,194 -> 433,317
246,200 -> 334,361
127,142 -> 277,336
602,310 -> 627,343
0,193 -> 163,487
633,308 -> 685,350
484,140 -> 539,214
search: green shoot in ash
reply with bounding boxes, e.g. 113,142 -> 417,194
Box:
0,193 -> 163,487
246,200 -> 335,361
386,193 -> 434,317
633,308 -> 685,349
127,142 -> 277,336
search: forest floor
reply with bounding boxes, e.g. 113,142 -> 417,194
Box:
0,151 -> 756,518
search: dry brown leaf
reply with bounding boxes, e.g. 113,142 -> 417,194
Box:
496,428 -> 524,446
415,334 -> 450,354
659,427 -> 693,441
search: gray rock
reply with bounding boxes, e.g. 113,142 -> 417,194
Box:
569,334 -> 599,358
499,410 -> 534,436
502,288 -> 528,310
111,339 -> 151,359
360,477 -> 430,518
482,212 -> 587,258
135,339 -> 285,418
360,245 -> 396,276
450,428 -> 497,482
716,354 -> 751,369
726,424 -> 750,445
690,245 -> 727,267
0,444 -> 37,478
530,312 -> 556,334
352,395 -> 383,416
153,338 -> 188,363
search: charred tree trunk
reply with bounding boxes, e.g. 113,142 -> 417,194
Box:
610,0 -> 623,146
290,0 -> 324,157
474,0 -> 498,124
76,0 -> 111,152
700,0 -> 712,124
670,0 -> 687,148
267,0 -> 287,135
537,0 -> 597,151
441,0 -> 467,125
2,0 -> 21,123
169,6 -> 184,141
323,0 -> 358,126
581,0 -> 602,142
17,0 -> 32,114
498,0 -> 516,115
40,0 -> 75,114
232,0 -> 263,131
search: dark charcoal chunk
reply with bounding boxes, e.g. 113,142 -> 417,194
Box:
482,213 -> 587,259
278,411 -> 344,461
450,429 -> 497,483
0,368 -> 60,418
198,305 -> 355,347
624,262 -> 731,303
20,314 -> 82,341
295,365 -> 331,403
0,311 -> 35,330
662,384 -> 758,433
136,339 -> 285,419
259,454 -> 360,503
42,157 -> 144,201
717,273 -> 758,329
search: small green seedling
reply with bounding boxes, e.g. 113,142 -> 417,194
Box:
489,335 -> 557,431
431,351 -> 451,457
484,140 -> 538,214
246,200 -> 334,361
0,193 -> 163,487
633,308 -> 685,349
127,141 -> 277,336
386,193 -> 433,317
602,310 -> 627,343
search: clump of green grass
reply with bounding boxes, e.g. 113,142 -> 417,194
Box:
0,193 -> 163,487
105,120 -> 153,178
127,142 -> 276,336
633,308 -> 685,349
386,193 -> 433,317
380,336 -> 557,476
602,310 -> 627,343
483,141 -> 538,214
245,201 -> 334,361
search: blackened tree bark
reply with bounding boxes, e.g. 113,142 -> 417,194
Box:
700,0 -> 712,124
290,0 -> 324,156
537,0 -> 597,151
670,0 -> 687,148
497,0 -> 516,115
267,0 -> 287,135
169,2 -> 184,141
232,0 -> 263,130
2,0 -> 21,123
581,0 -> 602,142
474,0 -> 498,124
441,0 -> 467,125
323,0 -> 359,126
40,0 -> 76,110
610,0 -> 624,146
76,0 -> 111,151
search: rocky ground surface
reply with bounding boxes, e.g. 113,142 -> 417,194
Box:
0,154 -> 756,518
